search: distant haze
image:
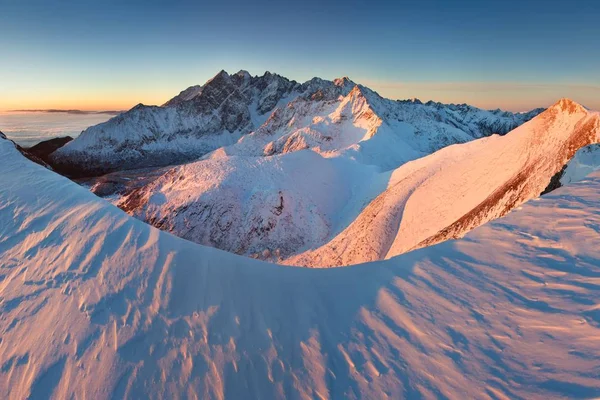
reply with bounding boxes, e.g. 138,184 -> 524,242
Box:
0,111 -> 113,147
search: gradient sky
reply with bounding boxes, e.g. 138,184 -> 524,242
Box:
1,0 -> 599,111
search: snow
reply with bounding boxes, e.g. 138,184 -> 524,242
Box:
94,73 -> 542,266
561,144 -> 600,185
120,149 -> 386,261
121,98 -> 600,266
1,131 -> 600,399
51,70 -> 541,175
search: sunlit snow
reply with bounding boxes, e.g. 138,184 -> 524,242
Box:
1,122 -> 599,398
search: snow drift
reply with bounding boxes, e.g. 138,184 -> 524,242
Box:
2,123 -> 600,399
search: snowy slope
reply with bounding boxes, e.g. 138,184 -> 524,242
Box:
560,143 -> 600,185
2,128 -> 600,399
50,70 -> 304,176
288,99 -> 600,266
120,99 -> 599,266
120,149 -> 386,260
50,70 -> 541,176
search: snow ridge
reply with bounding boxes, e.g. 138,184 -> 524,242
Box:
50,70 -> 542,176
119,99 -> 600,266
2,134 -> 600,399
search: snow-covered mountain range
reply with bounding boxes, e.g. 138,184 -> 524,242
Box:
2,128 -> 600,399
116,98 -> 600,266
50,70 -> 542,176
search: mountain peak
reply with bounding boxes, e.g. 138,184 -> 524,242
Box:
550,98 -> 588,114
235,69 -> 251,79
334,76 -> 355,87
205,69 -> 231,86
348,84 -> 366,98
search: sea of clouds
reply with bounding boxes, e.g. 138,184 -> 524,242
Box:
0,111 -> 114,147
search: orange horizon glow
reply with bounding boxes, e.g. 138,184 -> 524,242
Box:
1,79 -> 599,113
0,97 -> 165,113
0,85 -> 177,113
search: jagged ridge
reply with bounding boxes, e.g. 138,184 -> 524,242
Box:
118,99 -> 600,266
50,70 -> 542,177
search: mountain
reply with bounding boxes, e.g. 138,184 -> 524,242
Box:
25,136 -> 73,164
50,70 -> 542,177
288,99 -> 600,266
558,144 -> 600,187
118,99 -> 599,266
2,130 -> 600,399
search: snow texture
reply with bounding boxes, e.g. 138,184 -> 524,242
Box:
1,129 -> 600,399
121,99 -> 600,266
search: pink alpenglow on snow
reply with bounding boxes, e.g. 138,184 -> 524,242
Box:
117,98 -> 600,267
1,117 -> 600,398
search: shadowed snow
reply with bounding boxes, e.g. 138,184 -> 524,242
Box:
1,124 -> 600,398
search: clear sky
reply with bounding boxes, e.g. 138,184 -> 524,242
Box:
1,0 -> 599,111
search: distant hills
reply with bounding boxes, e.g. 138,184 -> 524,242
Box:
9,109 -> 123,115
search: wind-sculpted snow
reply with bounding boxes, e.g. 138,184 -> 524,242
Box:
51,69 -> 541,176
121,99 -> 599,266
2,133 -> 600,399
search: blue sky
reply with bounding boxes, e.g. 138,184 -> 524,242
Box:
1,0 -> 599,111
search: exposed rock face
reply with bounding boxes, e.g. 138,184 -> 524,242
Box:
51,70 -> 308,177
26,136 -> 73,163
50,70 -> 543,177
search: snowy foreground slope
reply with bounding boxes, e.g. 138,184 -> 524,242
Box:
50,70 -> 541,176
121,99 -> 600,266
2,123 -> 600,399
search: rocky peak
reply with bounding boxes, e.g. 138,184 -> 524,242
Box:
163,85 -> 203,107
232,70 -> 252,87
333,76 -> 356,89
204,69 -> 232,88
252,73 -> 298,115
398,98 -> 423,105
550,98 -> 588,115
347,84 -> 366,99
235,69 -> 251,79
299,77 -> 355,102
254,71 -> 293,88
